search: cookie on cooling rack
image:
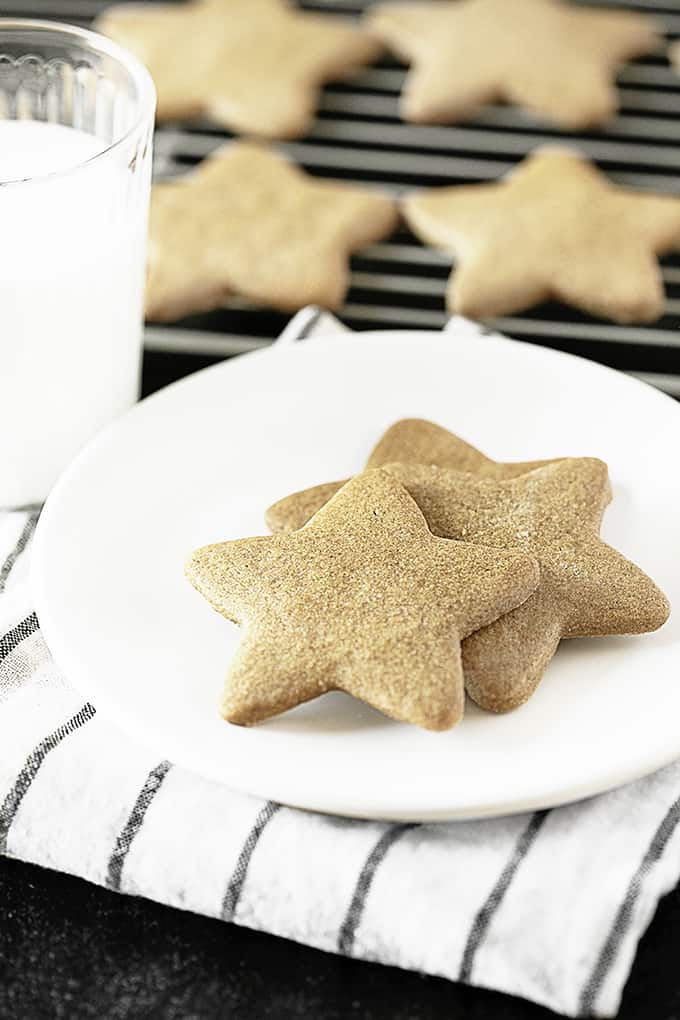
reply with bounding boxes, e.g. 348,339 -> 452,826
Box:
368,0 -> 660,129
402,148 -> 680,324
145,142 -> 397,321
97,0 -> 382,138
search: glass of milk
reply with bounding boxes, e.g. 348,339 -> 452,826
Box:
0,20 -> 155,508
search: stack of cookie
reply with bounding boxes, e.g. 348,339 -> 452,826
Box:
186,419 -> 670,730
96,0 -> 680,326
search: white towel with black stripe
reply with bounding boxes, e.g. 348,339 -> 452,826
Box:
2,308 -> 680,1019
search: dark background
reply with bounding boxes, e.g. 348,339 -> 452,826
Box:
1,351 -> 679,1020
2,847 -> 680,1020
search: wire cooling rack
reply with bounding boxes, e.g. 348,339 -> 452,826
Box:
7,0 -> 680,394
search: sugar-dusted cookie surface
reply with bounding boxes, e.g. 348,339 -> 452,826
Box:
186,470 -> 540,730
265,417 -> 560,533
97,0 -> 381,138
368,0 -> 660,129
380,460 -> 670,712
403,148 -> 680,324
146,142 -> 397,321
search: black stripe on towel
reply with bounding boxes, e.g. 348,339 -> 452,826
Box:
0,511 -> 40,594
459,810 -> 550,983
0,613 -> 39,665
578,792 -> 680,1015
221,801 -> 281,921
338,823 -> 418,956
0,701 -> 96,854
106,760 -> 173,892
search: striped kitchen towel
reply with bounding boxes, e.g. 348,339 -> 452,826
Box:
2,309 -> 680,1019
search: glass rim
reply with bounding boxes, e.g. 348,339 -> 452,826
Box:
0,18 -> 156,187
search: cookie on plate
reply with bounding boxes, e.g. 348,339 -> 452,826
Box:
368,0 -> 660,128
186,470 -> 540,730
146,142 -> 398,321
380,460 -> 670,712
97,0 -> 381,138
403,148 -> 680,323
266,417 -> 562,533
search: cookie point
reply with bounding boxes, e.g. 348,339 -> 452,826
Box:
644,587 -> 672,632
220,690 -> 254,727
418,701 -> 464,732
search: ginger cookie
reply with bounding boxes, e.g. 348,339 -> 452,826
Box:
266,417 -> 560,533
368,0 -> 660,129
378,460 -> 670,712
186,470 -> 540,730
403,148 -> 680,324
97,0 -> 381,138
145,142 -> 397,320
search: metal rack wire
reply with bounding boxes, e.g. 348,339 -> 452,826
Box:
7,0 -> 680,394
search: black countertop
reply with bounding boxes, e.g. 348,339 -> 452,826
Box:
2,351 -> 679,1020
2,852 -> 680,1020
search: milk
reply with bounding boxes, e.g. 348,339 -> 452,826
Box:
0,121 -> 103,179
0,121 -> 150,507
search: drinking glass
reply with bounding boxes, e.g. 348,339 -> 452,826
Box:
0,20 -> 155,508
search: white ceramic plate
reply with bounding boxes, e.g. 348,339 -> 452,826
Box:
32,330 -> 680,821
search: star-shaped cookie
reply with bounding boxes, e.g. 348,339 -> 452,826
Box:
186,470 -> 540,730
368,0 -> 660,128
403,148 -> 680,323
266,417 -> 563,533
380,460 -> 670,711
97,0 -> 381,137
145,142 -> 398,320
